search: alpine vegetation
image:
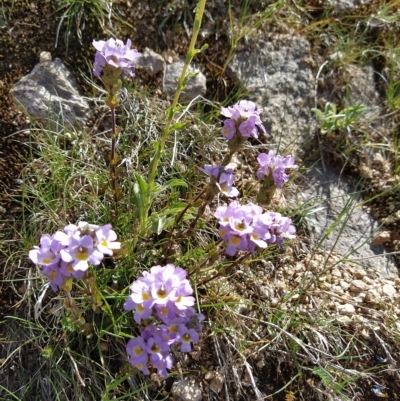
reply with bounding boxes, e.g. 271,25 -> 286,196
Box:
27,6 -> 298,385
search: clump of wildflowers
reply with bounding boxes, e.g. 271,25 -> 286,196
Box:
200,165 -> 239,197
93,38 -> 141,78
124,264 -> 204,378
256,151 -> 298,188
29,222 -> 121,291
220,100 -> 266,152
214,201 -> 296,256
255,150 -> 298,205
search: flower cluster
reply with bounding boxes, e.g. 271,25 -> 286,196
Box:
214,201 -> 296,256
220,100 -> 266,140
199,165 -> 239,197
29,222 -> 121,291
256,150 -> 298,188
93,38 -> 141,77
124,264 -> 204,378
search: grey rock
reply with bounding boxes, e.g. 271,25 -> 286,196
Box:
136,47 -> 165,76
163,60 -> 206,104
301,163 -> 399,278
228,35 -> 315,152
11,58 -> 90,131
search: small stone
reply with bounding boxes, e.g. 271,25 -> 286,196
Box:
171,379 -> 202,401
353,269 -> 366,279
353,293 -> 366,303
270,298 -> 279,307
332,285 -> 345,295
365,288 -> 381,303
39,51 -> 52,63
331,268 -> 342,278
340,280 -> 350,291
371,231 -> 391,246
210,372 -> 224,394
350,280 -> 368,293
338,303 -> 356,316
204,371 -> 215,381
319,282 -> 331,290
11,58 -> 91,131
394,278 -> 400,289
335,315 -> 352,324
362,276 -> 374,285
382,284 -> 397,298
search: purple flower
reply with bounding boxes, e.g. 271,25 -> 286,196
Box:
214,202 -> 296,255
257,151 -> 298,188
125,264 -> 204,377
93,38 -> 141,77
126,337 -> 150,375
42,263 -> 65,292
220,119 -> 236,140
200,165 -> 239,197
178,325 -> 200,353
220,100 -> 266,141
29,234 -> 60,266
95,224 -> 121,255
66,234 -> 104,271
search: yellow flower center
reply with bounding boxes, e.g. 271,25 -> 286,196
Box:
157,286 -> 167,299
75,246 -> 89,261
230,236 -> 241,245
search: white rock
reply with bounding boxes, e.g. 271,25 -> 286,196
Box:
382,284 -> 397,298
338,303 -> 356,316
39,51 -> 52,63
339,280 -> 350,291
331,268 -> 342,278
171,379 -> 202,401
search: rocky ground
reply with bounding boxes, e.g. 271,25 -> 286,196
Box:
1,0 -> 400,400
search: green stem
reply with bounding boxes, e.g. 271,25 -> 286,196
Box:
110,106 -> 119,214
147,0 -> 207,188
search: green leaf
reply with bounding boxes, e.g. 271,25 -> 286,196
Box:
170,122 -> 189,131
149,213 -> 167,235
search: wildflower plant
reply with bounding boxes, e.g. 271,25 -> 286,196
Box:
124,264 -> 204,377
92,37 -> 141,208
29,222 -> 121,324
27,0 -> 299,386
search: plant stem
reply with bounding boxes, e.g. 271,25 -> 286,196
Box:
147,0 -> 207,188
110,105 -> 119,213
